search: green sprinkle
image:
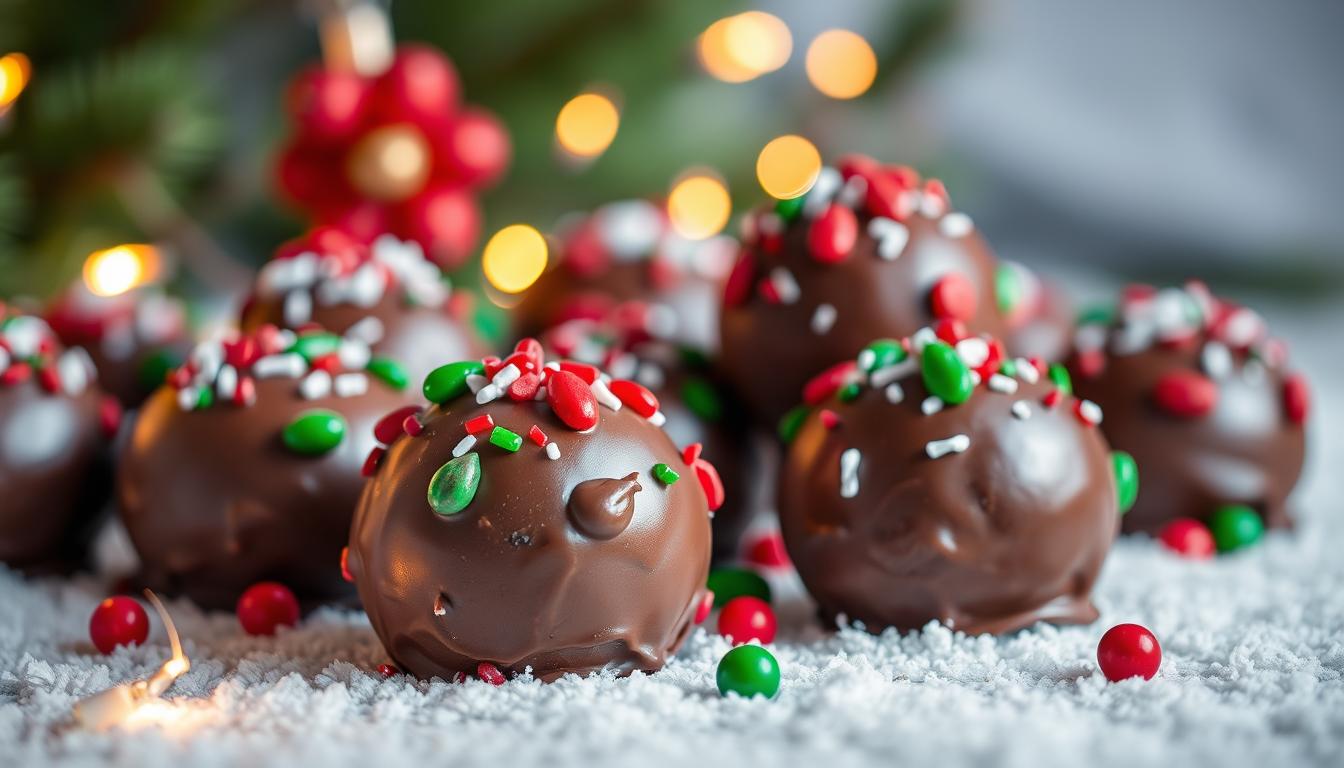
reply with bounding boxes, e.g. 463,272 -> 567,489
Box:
920,341 -> 974,405
423,361 -> 485,404
678,346 -> 711,369
1210,505 -> 1263,553
1077,304 -> 1116,327
839,382 -> 862,402
1111,451 -> 1139,515
1048,363 -> 1073,396
708,567 -> 772,606
995,264 -> 1023,315
775,193 -> 806,221
777,405 -> 809,444
652,462 -> 679,485
282,409 -> 347,455
717,645 -> 780,699
998,359 -> 1018,378
681,376 -> 723,422
427,453 -> 480,516
366,358 -> 409,391
859,339 -> 906,372
289,332 -> 341,363
196,387 -> 214,410
489,425 -> 522,452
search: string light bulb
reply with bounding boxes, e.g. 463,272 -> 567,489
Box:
482,224 -> 548,294
668,172 -> 732,240
698,12 -> 792,83
756,135 -> 822,200
0,53 -> 32,111
73,591 -> 191,731
555,92 -> 620,159
83,244 -> 159,298
805,29 -> 878,99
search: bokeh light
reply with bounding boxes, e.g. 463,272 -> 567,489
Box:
668,173 -> 732,240
83,244 -> 157,297
0,53 -> 32,110
756,135 -> 822,200
805,29 -> 877,99
699,12 -> 792,83
482,224 -> 549,294
555,92 -> 620,159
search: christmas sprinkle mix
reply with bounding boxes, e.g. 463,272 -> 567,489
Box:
0,308 -> 99,398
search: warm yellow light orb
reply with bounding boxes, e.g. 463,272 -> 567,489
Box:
756,135 -> 822,200
345,124 -> 432,202
483,225 -> 549,294
668,174 -> 732,240
805,29 -> 877,99
0,53 -> 32,109
699,13 -> 792,83
555,93 -> 620,158
84,245 -> 156,298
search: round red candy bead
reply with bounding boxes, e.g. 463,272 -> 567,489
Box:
807,204 -> 859,264
1097,623 -> 1161,682
745,532 -> 791,569
377,663 -> 400,678
717,596 -> 777,645
1158,518 -> 1215,559
237,582 -> 300,636
89,596 -> 150,654
929,273 -> 978,322
1152,370 -> 1218,418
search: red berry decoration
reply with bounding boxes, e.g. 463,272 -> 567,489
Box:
745,531 -> 791,569
1097,623 -> 1162,682
1157,518 -> 1216,559
237,582 -> 300,636
89,596 -> 150,654
1152,370 -> 1218,418
808,204 -> 859,264
717,596 -> 777,645
1282,373 -> 1310,425
476,662 -> 506,686
929,273 -> 978,322
546,370 -> 599,431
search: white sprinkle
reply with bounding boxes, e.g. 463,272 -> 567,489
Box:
1011,400 -> 1032,420
1,316 -> 48,357
988,374 -> 1019,394
534,385 -> 548,401
608,354 -> 638,381
475,383 -> 501,404
215,364 -> 239,401
300,370 -> 332,400
885,383 -> 905,403
955,337 -> 990,368
0,347 -> 10,375
839,448 -> 861,499
870,358 -> 918,388
939,212 -> 974,238
838,173 -> 868,207
1201,341 -> 1233,379
856,349 -> 876,371
544,362 -> 561,371
338,340 -> 372,370
645,303 -> 679,340
1014,359 -> 1040,384
811,303 -> 837,335
57,349 -> 92,396
433,600 -> 447,617
282,290 -> 313,327
926,434 -> 970,459
452,435 -> 477,458
591,379 -> 622,411
969,370 -> 982,385
919,192 -> 947,218
492,363 -> 521,388
253,353 -> 306,379
334,373 -> 369,397
868,217 -> 910,260
756,211 -> 784,237
465,374 -> 488,394
176,386 -> 199,411
770,267 -> 801,304
803,167 -> 843,217
1077,399 -> 1104,425
635,362 -> 666,390
189,341 -> 224,382
911,327 -> 938,353
921,396 -> 944,416
1074,324 -> 1107,353
648,410 -> 667,427
344,316 -> 385,345
545,442 -> 561,461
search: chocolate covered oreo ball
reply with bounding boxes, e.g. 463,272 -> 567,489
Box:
1069,281 -> 1308,537
347,338 -> 718,682
118,325 -> 413,608
0,308 -> 116,571
240,228 -> 483,386
779,330 -> 1123,635
721,158 -> 1016,426
511,199 -> 737,352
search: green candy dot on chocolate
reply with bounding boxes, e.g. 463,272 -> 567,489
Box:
282,409 -> 347,455
921,341 -> 973,405
423,361 -> 485,404
1210,505 -> 1263,553
717,645 -> 781,699
708,567 -> 772,607
777,405 -> 809,444
838,382 -> 862,402
196,387 -> 214,410
427,452 -> 481,516
995,264 -> 1023,316
681,376 -> 723,422
290,332 -> 342,362
1111,451 -> 1139,515
366,358 -> 409,391
652,462 -> 679,485
860,339 -> 906,372
775,193 -> 806,222
1048,363 -> 1073,396
489,425 -> 522,452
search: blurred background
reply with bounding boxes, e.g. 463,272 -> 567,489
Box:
1,0 -> 1342,313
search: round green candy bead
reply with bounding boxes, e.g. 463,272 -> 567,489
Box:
423,361 -> 485,404
860,339 -> 906,373
775,194 -> 806,221
366,358 -> 409,390
1111,451 -> 1139,515
427,452 -> 481,516
716,645 -> 781,699
282,409 -> 347,455
290,333 -> 341,362
708,567 -> 771,607
994,264 -> 1023,315
920,341 -> 973,405
1048,363 -> 1073,395
1210,505 -> 1263,553
777,405 -> 809,444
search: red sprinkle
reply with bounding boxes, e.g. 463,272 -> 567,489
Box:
723,250 -> 756,308
820,409 -> 841,429
933,318 -> 969,346
1153,370 -> 1219,418
1157,518 -> 1215,559
374,406 -> 421,445
558,361 -> 599,384
481,355 -> 503,378
340,547 -> 354,582
694,590 -> 715,624
609,379 -> 659,418
507,371 -> 541,401
377,663 -> 399,678
528,425 -> 549,446
476,662 -> 506,686
922,179 -> 950,211
546,370 -> 600,431
514,338 -> 544,370
757,277 -> 782,304
808,204 -> 859,264
310,353 -> 341,374
360,446 -> 386,477
464,414 -> 495,435
745,532 -> 791,569
929,273 -> 977,321
37,364 -> 62,393
865,172 -> 917,220
1076,349 -> 1106,379
224,337 -> 259,369
977,337 -> 1007,380
500,351 -> 537,375
1042,389 -> 1064,409
803,361 -> 858,406
233,376 -> 256,407
692,458 -> 725,512
1,361 -> 32,385
1282,373 -> 1310,425
99,396 -> 123,438
403,414 -> 424,437
682,442 -> 703,465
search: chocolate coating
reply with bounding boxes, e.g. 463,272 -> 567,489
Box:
118,330 -> 411,609
348,347 -> 713,682
721,165 -> 1012,427
779,340 -> 1118,635
1069,283 -> 1307,534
